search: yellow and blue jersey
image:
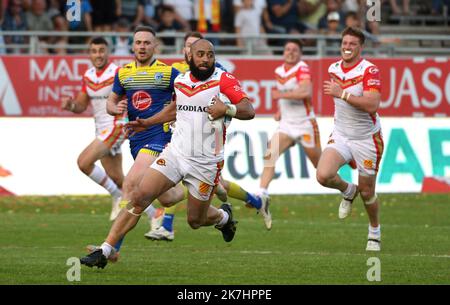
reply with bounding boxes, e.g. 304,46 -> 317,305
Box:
113,59 -> 179,158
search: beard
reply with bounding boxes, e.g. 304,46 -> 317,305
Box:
188,59 -> 215,81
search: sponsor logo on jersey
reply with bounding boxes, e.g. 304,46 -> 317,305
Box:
132,90 -> 152,110
368,66 -> 379,74
367,79 -> 380,86
177,104 -> 208,112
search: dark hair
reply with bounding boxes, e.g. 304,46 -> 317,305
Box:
160,4 -> 175,14
90,37 -> 109,47
284,39 -> 303,51
184,31 -> 204,42
341,26 -> 365,45
345,11 -> 358,20
134,25 -> 156,36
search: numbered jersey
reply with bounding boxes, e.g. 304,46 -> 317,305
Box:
171,68 -> 247,163
275,60 -> 314,124
328,58 -> 382,139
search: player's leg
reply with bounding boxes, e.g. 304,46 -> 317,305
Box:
100,152 -> 125,220
220,177 -> 262,210
316,145 -> 358,219
301,118 -> 322,169
77,139 -> 122,220
359,174 -> 381,251
185,184 -> 237,243
80,166 -> 175,268
259,131 -> 295,194
144,184 -> 187,241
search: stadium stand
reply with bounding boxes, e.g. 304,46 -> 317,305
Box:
0,0 -> 449,56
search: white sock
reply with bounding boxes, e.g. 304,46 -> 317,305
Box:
100,242 -> 113,258
89,165 -> 121,198
259,188 -> 269,197
342,183 -> 356,198
368,224 -> 381,238
144,204 -> 156,219
217,208 -> 229,227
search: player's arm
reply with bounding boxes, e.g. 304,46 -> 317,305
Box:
272,79 -> 312,100
61,92 -> 90,114
106,92 -> 127,115
126,100 -> 177,133
208,96 -> 255,120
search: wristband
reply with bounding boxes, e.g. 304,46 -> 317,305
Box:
340,90 -> 346,100
345,92 -> 351,101
225,104 -> 237,117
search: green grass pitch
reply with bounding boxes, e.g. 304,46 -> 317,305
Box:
0,194 -> 449,284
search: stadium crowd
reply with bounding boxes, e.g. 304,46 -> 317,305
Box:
0,0 -> 448,55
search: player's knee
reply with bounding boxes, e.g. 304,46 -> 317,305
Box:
359,187 -> 375,203
187,216 -> 202,230
77,156 -> 92,175
316,170 -> 332,186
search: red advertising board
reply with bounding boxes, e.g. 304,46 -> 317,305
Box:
0,56 -> 448,117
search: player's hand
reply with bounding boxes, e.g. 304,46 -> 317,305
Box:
61,96 -> 73,111
272,89 -> 282,100
114,99 -> 128,115
207,96 -> 227,120
274,110 -> 281,121
125,117 -> 150,137
323,80 -> 343,98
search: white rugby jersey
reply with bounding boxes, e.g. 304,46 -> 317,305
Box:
328,58 -> 381,139
171,67 -> 247,163
82,62 -> 123,133
275,60 -> 314,124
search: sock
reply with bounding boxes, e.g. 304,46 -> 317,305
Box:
144,204 -> 156,219
114,237 -> 124,251
245,192 -> 262,209
368,224 -> 381,238
162,213 -> 175,232
217,208 -> 229,227
227,181 -> 247,201
342,183 -> 356,198
89,165 -> 121,198
100,242 -> 113,258
259,188 -> 269,197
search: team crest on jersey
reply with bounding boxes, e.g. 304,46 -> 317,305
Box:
363,159 -> 373,169
368,66 -> 379,74
303,134 -> 311,143
198,182 -> 211,195
154,72 -> 164,84
156,159 -> 166,166
132,90 -> 152,110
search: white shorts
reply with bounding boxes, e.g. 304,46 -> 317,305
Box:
277,118 -> 320,148
151,147 -> 223,201
96,124 -> 126,156
326,130 -> 384,176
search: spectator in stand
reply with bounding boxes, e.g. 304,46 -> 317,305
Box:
119,0 -> 145,29
46,0 -> 68,54
0,0 -> 5,54
65,0 -> 93,50
387,0 -> 410,15
2,0 -> 28,54
298,0 -> 327,30
112,17 -> 132,56
142,0 -> 161,28
91,0 -> 121,32
344,11 -> 379,43
26,0 -> 53,53
163,0 -> 192,30
317,0 -> 345,30
431,0 -> 450,15
234,0 -> 269,54
156,4 -> 185,48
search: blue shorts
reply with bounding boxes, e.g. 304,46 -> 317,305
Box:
129,132 -> 172,160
